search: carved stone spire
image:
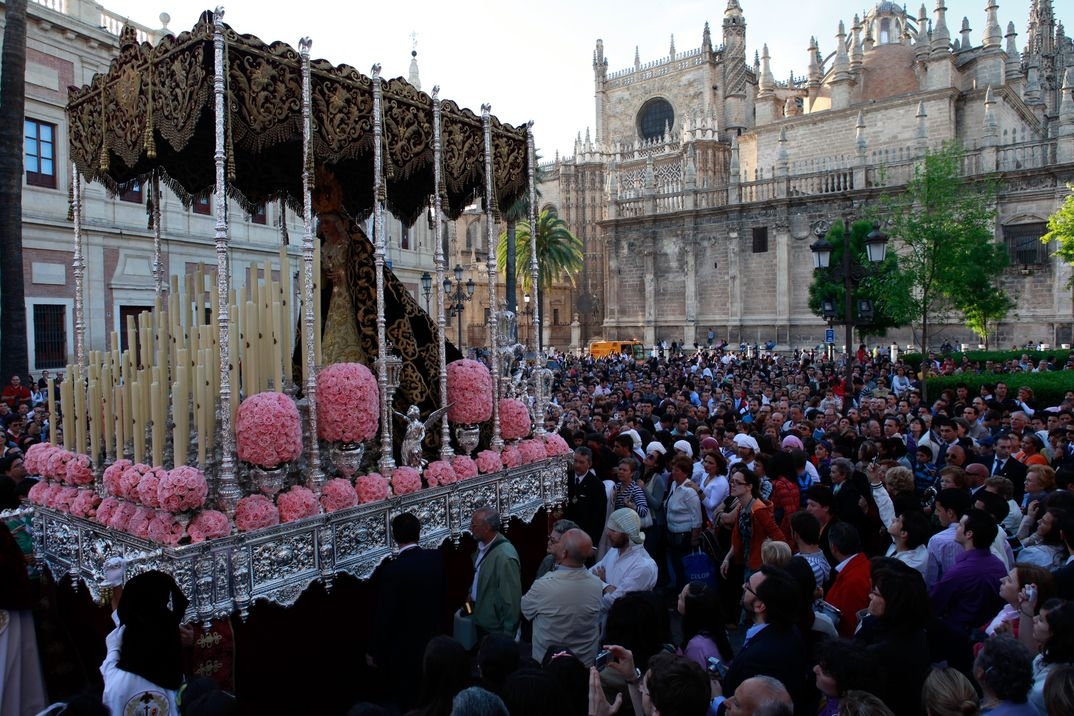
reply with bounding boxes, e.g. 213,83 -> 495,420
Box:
407,48 -> 421,90
669,34 -> 676,60
959,17 -> 972,51
833,20 -> 851,82
759,44 -> 775,96
931,0 -> 951,57
851,14 -> 864,71
634,46 -> 641,70
983,0 -> 1002,49
1005,22 -> 1023,81
855,110 -> 867,157
808,36 -> 822,88
983,86 -> 998,140
915,4 -> 932,61
702,22 -> 712,53
916,101 -> 929,154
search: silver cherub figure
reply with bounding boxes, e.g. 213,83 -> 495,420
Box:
394,404 -> 451,468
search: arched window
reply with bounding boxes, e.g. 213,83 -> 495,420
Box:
879,18 -> 891,44
637,98 -> 675,141
466,221 -> 481,251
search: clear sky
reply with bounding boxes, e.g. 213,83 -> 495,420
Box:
99,0 -> 1038,159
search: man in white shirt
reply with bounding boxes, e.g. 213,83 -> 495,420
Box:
590,508 -> 658,613
885,510 -> 929,576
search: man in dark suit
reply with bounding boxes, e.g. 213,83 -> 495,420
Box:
1054,512 -> 1074,601
991,433 -> 1028,505
565,447 -> 608,548
368,512 -> 446,712
718,565 -> 814,715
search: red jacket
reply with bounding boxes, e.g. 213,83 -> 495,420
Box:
730,498 -> 787,571
825,552 -> 872,638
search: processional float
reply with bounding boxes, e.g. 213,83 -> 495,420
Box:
13,8 -> 568,622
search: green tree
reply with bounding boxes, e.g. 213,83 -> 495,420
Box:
1043,183 -> 1074,276
807,219 -> 909,339
500,152 -> 544,314
876,142 -> 1007,399
0,0 -> 29,380
949,240 -> 1012,349
497,205 -> 583,349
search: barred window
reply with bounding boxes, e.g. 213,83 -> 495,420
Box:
752,226 -> 769,253
1003,223 -> 1048,266
638,98 -> 674,141
33,305 -> 66,369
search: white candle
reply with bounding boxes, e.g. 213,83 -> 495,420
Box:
151,382 -> 162,466
131,381 -> 143,464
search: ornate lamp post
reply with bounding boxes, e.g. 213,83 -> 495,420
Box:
443,263 -> 475,348
810,218 -> 889,413
420,271 -> 433,312
522,293 -> 532,350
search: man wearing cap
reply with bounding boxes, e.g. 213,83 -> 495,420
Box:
590,508 -> 658,613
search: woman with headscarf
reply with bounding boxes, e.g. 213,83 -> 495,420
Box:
101,570 -> 189,715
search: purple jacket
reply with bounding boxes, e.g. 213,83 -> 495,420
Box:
929,548 -> 1006,631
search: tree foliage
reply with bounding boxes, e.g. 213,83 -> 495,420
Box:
875,142 -> 1008,393
497,205 -> 583,295
1043,183 -> 1074,272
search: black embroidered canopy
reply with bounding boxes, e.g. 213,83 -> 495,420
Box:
67,10 -> 530,226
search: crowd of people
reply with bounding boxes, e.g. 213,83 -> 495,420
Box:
5,344 -> 1074,715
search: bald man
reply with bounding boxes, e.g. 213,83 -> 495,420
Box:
522,528 -> 604,664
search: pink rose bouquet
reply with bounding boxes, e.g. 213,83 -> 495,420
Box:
50,486 -> 79,513
24,443 -> 54,475
475,449 -> 503,474
95,497 -> 121,525
498,399 -> 532,441
108,500 -> 138,532
446,360 -> 493,424
236,391 -> 303,468
147,512 -> 186,547
542,432 -> 572,456
136,467 -> 169,508
316,363 -> 379,443
65,454 -> 95,487
277,486 -> 322,523
103,459 -> 133,498
355,473 -> 389,504
27,479 -> 52,506
423,460 -> 457,488
158,466 -> 208,513
47,449 -> 74,483
128,506 -> 156,539
119,463 -> 151,500
235,494 -> 280,532
188,510 -> 231,543
500,445 -> 523,469
320,478 -> 358,513
451,455 -> 479,480
69,489 -> 101,519
391,466 -> 422,496
518,439 -> 547,464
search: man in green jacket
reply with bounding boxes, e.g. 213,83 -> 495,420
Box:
468,506 -> 522,640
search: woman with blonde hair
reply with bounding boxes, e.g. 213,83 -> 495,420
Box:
760,539 -> 792,568
922,667 -> 980,716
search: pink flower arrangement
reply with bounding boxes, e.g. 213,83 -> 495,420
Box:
423,460 -> 457,488
500,445 -> 523,469
27,479 -> 53,506
136,467 -> 169,508
108,500 -> 138,532
498,399 -> 532,441
355,473 -> 390,503
236,391 -> 304,468
65,454 -> 95,487
316,363 -> 379,443
188,510 -> 231,543
46,449 -> 74,483
391,466 -> 422,496
235,494 -> 280,532
518,439 -> 547,464
446,360 -> 493,425
320,478 -> 358,513
95,497 -> 121,525
128,506 -> 156,539
119,463 -> 151,500
277,486 -> 322,523
451,455 -> 478,480
147,511 -> 186,547
103,459 -> 133,498
50,486 -> 79,513
24,443 -> 54,475
158,466 -> 208,513
69,489 -> 101,519
475,449 -> 503,474
542,432 -> 572,456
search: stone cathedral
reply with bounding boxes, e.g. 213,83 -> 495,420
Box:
541,0 -> 1074,352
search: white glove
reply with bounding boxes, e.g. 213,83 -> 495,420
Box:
102,557 -> 127,587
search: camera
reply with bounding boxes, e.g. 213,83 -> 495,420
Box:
921,486 -> 937,510
706,656 -> 728,679
1025,584 -> 1037,604
594,649 -> 612,671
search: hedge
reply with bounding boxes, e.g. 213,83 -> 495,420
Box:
924,371 -> 1073,408
902,350 -> 1073,372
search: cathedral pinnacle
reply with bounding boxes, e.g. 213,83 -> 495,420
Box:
702,22 -> 712,53
407,37 -> 421,90
931,0 -> 951,56
983,0 -> 1001,48
959,17 -> 971,52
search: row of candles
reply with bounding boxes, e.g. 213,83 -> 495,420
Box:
51,242 -> 322,469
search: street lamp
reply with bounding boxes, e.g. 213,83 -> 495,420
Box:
443,263 -> 475,347
811,217 -> 888,413
420,271 -> 432,312
522,293 -> 533,349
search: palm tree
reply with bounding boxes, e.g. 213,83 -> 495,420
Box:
497,205 -> 583,350
499,152 -> 543,315
0,0 -> 29,379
